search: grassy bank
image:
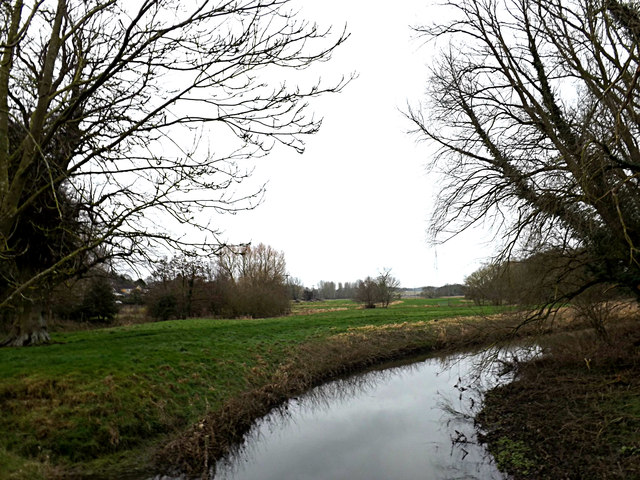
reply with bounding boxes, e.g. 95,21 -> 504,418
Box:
1,298 -> 514,479
477,316 -> 640,479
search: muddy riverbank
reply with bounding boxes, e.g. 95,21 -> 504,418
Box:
155,314 -> 559,478
477,318 -> 640,479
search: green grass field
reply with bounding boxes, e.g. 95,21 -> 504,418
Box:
0,298 -> 502,479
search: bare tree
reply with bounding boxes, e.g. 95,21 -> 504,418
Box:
286,276 -> 304,301
354,276 -> 380,309
464,263 -> 508,307
238,243 -> 287,287
213,242 -> 290,317
318,280 -> 336,299
464,252 -> 587,307
409,0 -> 640,306
377,268 -> 400,307
0,0 -> 349,345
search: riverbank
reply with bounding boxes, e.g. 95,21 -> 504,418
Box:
157,312 -> 549,477
0,298 -> 617,479
477,315 -> 640,479
0,299 -> 513,479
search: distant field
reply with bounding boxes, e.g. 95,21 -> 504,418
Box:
0,298 -> 504,479
289,296 -> 473,313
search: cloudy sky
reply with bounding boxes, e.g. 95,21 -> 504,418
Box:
216,0 -> 496,288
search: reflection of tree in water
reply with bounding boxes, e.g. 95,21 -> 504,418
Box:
434,344 -> 542,480
212,364 -> 411,479
209,346 -> 542,480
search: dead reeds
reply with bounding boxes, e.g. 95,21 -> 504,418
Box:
477,312 -> 640,479
157,310 -> 586,477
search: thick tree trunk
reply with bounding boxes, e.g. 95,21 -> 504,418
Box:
1,298 -> 50,347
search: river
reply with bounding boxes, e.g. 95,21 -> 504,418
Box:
191,346 -> 536,480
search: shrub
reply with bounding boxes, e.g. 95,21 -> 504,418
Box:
147,293 -> 178,322
80,277 -> 118,323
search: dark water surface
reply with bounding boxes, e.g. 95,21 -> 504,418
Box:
204,348 -> 531,480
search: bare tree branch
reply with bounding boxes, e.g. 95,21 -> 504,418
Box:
0,0 -> 351,345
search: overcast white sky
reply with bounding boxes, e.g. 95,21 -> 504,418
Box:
215,0 -> 496,288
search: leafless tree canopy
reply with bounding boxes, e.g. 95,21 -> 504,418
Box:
0,0 -> 348,345
409,0 -> 640,300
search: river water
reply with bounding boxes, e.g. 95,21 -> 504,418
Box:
200,347 -> 534,480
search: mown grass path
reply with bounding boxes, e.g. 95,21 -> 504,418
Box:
0,298 -> 503,479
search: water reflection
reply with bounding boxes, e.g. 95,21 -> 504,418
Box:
208,345 -> 538,480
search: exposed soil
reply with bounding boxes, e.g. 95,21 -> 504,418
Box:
477,318 -> 640,479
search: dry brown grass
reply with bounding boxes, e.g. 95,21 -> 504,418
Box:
477,313 -> 640,479
157,311 -> 585,477
289,307 -> 350,315
45,306 -> 149,333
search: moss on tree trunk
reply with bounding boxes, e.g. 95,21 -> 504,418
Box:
1,298 -> 50,346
